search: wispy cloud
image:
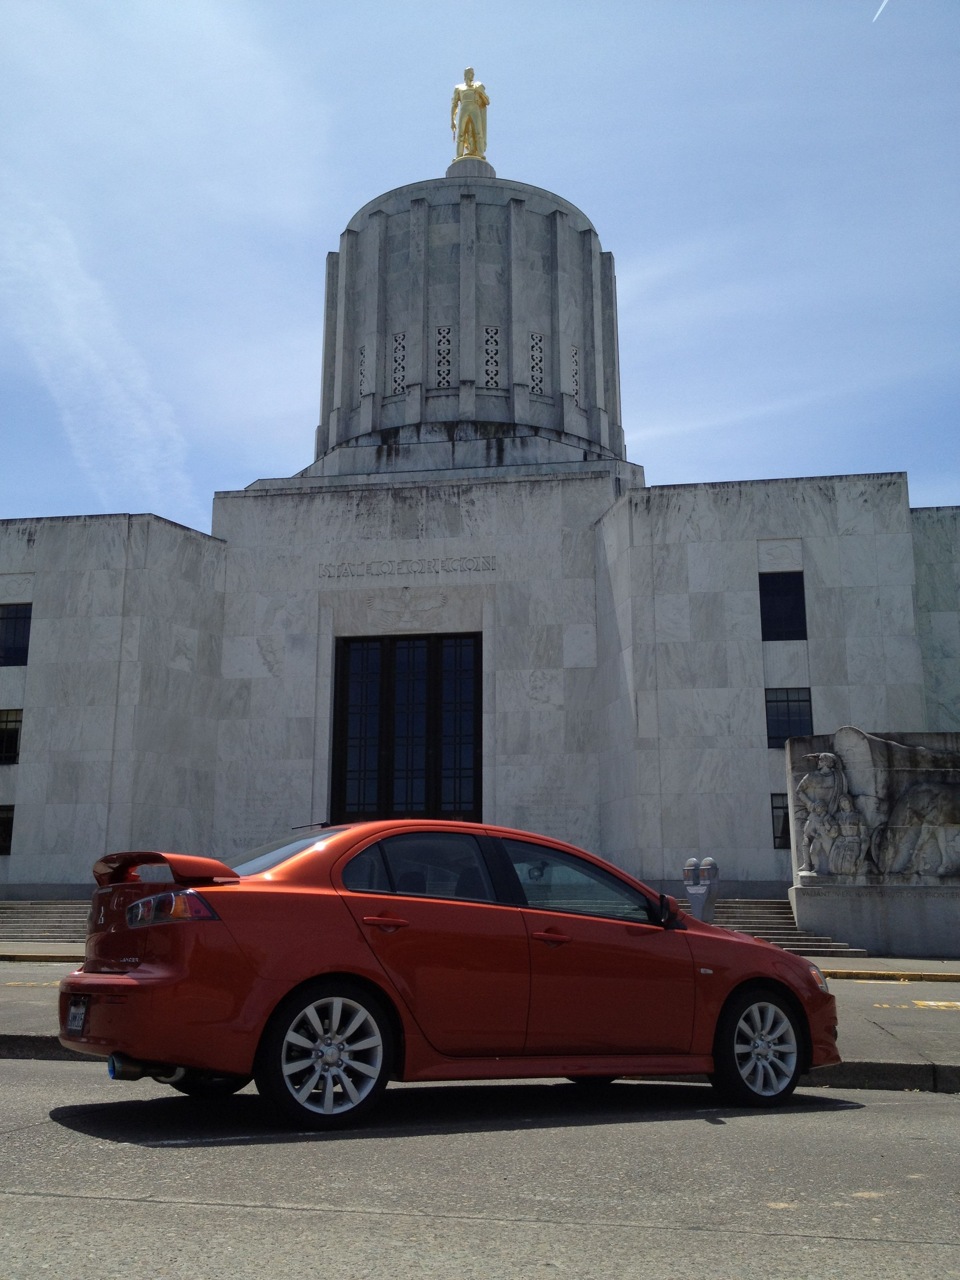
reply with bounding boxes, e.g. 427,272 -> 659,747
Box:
0,173 -> 206,527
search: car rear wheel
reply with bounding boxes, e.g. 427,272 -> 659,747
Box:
710,988 -> 803,1107
167,1069 -> 252,1099
255,980 -> 393,1129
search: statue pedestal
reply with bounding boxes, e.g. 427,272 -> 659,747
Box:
446,157 -> 497,179
790,882 -> 960,958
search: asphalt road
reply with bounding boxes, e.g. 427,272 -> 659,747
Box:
1,1059 -> 958,1280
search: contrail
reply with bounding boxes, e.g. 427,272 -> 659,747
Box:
873,0 -> 891,19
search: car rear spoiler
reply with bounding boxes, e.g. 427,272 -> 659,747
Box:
92,851 -> 240,887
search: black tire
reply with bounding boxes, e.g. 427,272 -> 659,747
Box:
254,979 -> 393,1129
167,1069 -> 252,1099
710,987 -> 804,1107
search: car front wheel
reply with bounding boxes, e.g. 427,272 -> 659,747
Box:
255,980 -> 393,1129
710,988 -> 804,1107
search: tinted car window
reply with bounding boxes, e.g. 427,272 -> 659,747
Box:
341,843 -> 392,893
230,829 -> 348,877
503,839 -> 656,924
381,832 -> 495,903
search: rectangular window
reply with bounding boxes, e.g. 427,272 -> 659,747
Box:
0,806 -> 12,856
0,710 -> 22,765
759,572 -> 807,641
0,604 -> 32,666
765,687 -> 813,749
332,633 -> 481,823
771,793 -> 791,849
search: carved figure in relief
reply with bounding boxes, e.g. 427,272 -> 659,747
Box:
451,68 -> 490,160
796,753 -> 847,819
801,801 -> 839,875
829,794 -> 871,876
872,781 -> 960,878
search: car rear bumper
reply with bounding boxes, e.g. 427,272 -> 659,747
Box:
59,966 -> 264,1076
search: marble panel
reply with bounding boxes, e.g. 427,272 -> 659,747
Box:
562,623 -> 597,668
842,587 -> 882,637
221,635 -> 285,680
496,622 -> 562,671
0,570 -> 35,602
882,634 -> 924,686
807,638 -> 849,686
725,640 -> 764,688
802,536 -> 842,588
757,538 -> 801,572
48,760 -> 112,805
687,540 -> 757,592
651,543 -> 688,593
660,794 -> 699,849
653,593 -> 690,641
630,643 -> 658,692
0,667 -> 27,706
847,684 -> 888,730
688,592 -> 725,640
878,585 -> 917,638
657,641 -> 728,690
838,536 -> 879,588
921,612 -> 960,659
835,479 -> 878,536
805,586 -> 844,638
634,689 -> 660,739
762,641 -> 810,687
885,682 -> 926,730
876,533 -> 916,586
811,684 -> 852,729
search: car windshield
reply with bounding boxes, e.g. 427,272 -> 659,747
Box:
228,828 -> 348,877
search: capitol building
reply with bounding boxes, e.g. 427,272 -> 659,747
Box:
1,87 -> 958,899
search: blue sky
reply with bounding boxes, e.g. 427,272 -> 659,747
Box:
1,0 -> 957,533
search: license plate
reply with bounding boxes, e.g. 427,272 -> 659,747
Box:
66,997 -> 89,1033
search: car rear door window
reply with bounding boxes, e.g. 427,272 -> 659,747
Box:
381,832 -> 496,903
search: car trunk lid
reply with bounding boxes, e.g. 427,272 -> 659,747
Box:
84,851 -> 238,972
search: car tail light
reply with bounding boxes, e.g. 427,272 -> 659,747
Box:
126,889 -> 219,928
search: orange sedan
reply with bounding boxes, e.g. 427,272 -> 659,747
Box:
59,821 -> 840,1128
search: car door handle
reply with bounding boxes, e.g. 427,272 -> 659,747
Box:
362,914 -> 410,931
531,929 -> 572,946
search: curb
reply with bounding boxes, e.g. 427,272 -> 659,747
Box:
802,1060 -> 960,1094
820,970 -> 960,983
0,953 -> 85,964
1,1034 -> 958,1094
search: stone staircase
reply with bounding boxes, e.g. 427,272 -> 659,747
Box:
0,901 -> 90,943
708,899 -> 868,958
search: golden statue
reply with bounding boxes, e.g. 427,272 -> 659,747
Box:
451,67 -> 490,162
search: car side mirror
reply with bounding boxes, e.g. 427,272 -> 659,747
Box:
658,893 -> 679,927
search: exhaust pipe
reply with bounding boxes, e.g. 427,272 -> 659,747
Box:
107,1053 -> 179,1082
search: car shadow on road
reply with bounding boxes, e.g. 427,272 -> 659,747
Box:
49,1078 -> 863,1148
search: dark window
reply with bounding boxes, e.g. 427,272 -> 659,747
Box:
0,604 -> 32,666
771,793 -> 791,849
331,633 -> 481,823
0,710 -> 22,765
502,838 -> 656,924
382,832 -> 495,902
759,572 -> 807,642
0,806 -> 12,856
765,687 -> 813,749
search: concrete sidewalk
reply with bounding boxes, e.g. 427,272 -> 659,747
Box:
1,948 -> 958,1094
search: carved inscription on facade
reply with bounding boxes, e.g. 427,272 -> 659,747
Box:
319,555 -> 496,580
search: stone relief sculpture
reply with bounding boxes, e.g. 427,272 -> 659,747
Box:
451,67 -> 490,161
873,782 -> 960,878
789,727 -> 960,883
800,801 -> 839,875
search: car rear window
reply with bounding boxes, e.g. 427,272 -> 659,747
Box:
229,828 -> 348,876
